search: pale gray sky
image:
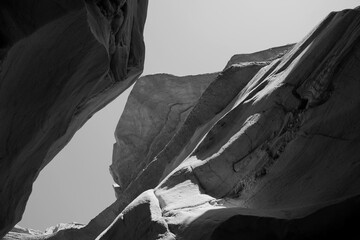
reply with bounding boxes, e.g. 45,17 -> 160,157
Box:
20,0 -> 360,231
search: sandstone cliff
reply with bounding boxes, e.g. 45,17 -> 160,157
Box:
0,0 -> 148,238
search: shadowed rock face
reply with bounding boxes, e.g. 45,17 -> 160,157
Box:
0,0 -> 84,49
98,7 -> 360,240
0,0 -> 148,238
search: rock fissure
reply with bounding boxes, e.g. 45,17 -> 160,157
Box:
228,80 -> 320,198
302,132 -> 353,141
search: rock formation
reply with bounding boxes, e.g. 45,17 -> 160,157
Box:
100,7 -> 360,240
2,4 -> 360,240
3,224 -> 85,240
110,43 -> 294,209
110,72 -> 218,197
0,0 -> 148,238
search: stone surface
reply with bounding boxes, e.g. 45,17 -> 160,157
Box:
225,43 -> 295,68
0,0 -> 148,238
2,42 -> 293,240
3,223 -> 85,240
98,7 -> 360,240
0,0 -> 84,49
3,5 -> 360,240
111,73 -> 218,196
110,44 -> 294,208
110,45 -> 294,199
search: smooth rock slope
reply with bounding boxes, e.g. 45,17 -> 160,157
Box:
0,0 -> 148,238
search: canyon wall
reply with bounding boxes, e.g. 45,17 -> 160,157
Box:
2,4 -> 360,240
101,7 -> 360,239
0,0 -> 148,237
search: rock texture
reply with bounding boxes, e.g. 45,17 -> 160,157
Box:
0,0 -> 148,238
110,72 -> 218,196
99,7 -> 360,240
3,223 -> 85,240
110,44 -> 294,207
110,44 -> 296,199
3,5 -> 360,240
0,0 -> 84,49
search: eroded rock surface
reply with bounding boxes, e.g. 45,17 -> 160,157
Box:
3,223 -> 85,240
0,0 -> 148,237
99,7 -> 360,240
110,44 -> 294,209
110,73 -> 217,196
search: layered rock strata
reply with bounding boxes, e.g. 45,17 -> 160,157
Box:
0,0 -> 148,238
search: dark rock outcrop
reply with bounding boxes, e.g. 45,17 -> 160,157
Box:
0,0 -> 148,237
0,0 -> 84,49
99,7 -> 360,239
